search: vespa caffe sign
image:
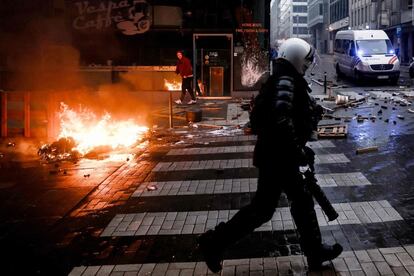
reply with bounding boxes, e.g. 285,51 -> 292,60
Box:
67,0 -> 151,35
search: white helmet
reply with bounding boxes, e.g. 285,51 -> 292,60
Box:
278,38 -> 315,75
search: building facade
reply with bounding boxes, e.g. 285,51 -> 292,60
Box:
279,0 -> 311,41
349,0 -> 375,30
308,0 -> 330,53
270,0 -> 281,45
328,0 -> 349,53
1,0 -> 271,96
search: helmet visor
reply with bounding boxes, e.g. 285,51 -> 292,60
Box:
305,49 -> 320,76
303,46 -> 316,73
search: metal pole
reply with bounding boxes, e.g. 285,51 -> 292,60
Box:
324,72 -> 327,94
169,90 -> 173,129
1,91 -> 7,137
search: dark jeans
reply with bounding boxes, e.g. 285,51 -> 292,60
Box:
180,77 -> 196,101
212,163 -> 322,256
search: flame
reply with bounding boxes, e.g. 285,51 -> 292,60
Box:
57,103 -> 148,155
164,79 -> 181,91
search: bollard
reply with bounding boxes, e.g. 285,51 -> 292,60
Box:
324,72 -> 327,94
169,90 -> 173,129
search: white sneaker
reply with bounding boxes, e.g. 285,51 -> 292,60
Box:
187,100 -> 197,105
175,99 -> 182,104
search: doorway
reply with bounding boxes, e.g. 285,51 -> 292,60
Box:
193,34 -> 233,97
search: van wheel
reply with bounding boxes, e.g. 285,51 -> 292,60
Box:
336,64 -> 343,78
409,68 -> 414,78
354,70 -> 362,84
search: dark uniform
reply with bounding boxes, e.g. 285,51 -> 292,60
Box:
198,58 -> 341,273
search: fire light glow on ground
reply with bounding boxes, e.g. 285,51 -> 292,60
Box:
58,103 -> 148,156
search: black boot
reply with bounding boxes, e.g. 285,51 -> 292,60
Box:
197,229 -> 224,273
307,243 -> 343,269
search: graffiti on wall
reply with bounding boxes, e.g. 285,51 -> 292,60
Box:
69,0 -> 151,35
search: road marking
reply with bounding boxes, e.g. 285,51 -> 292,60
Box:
101,200 -> 402,237
132,173 -> 371,197
69,245 -> 414,276
167,141 -> 336,155
152,154 -> 350,172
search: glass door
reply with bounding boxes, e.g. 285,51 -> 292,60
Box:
193,34 -> 232,97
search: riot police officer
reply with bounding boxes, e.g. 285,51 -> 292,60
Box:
198,38 -> 343,273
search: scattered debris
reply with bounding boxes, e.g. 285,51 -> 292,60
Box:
318,125 -> 347,138
240,103 -> 251,111
397,115 -> 405,120
377,109 -> 383,115
196,123 -> 223,129
356,146 -> 378,155
7,142 -> 15,147
38,137 -> 80,162
146,185 -> 158,191
393,121 -> 397,125
84,174 -> 90,178
381,106 -> 388,109
334,98 -> 366,110
357,115 -> 365,123
335,95 -> 349,105
408,109 -> 414,113
384,119 -> 389,123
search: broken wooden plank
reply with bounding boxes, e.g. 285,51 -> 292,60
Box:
318,124 -> 348,138
356,146 -> 378,154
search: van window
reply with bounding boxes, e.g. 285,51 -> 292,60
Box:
356,39 -> 394,55
349,41 -> 356,56
343,40 -> 350,54
335,39 -> 342,53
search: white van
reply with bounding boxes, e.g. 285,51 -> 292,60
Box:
334,30 -> 400,84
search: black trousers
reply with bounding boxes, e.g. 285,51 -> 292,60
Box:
180,77 -> 196,101
212,163 -> 322,256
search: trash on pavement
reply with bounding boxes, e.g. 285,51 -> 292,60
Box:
318,125 -> 347,138
146,185 -> 158,191
7,142 -> 15,147
397,115 -> 405,120
38,137 -> 80,162
356,146 -> 378,155
335,95 -> 349,105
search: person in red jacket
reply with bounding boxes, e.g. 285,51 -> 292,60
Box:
175,50 -> 197,104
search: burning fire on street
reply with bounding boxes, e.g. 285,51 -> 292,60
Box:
164,79 -> 181,91
39,103 -> 148,161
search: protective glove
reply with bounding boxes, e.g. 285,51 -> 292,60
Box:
296,146 -> 315,166
303,146 -> 315,164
